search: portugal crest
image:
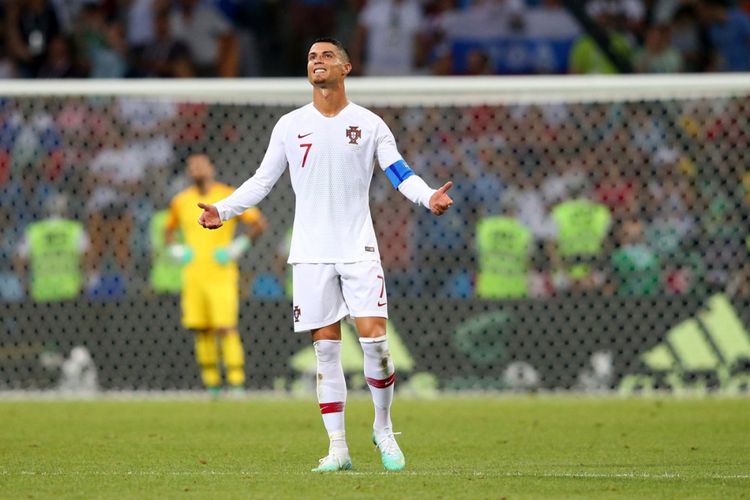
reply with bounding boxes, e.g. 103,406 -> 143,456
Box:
346,126 -> 361,144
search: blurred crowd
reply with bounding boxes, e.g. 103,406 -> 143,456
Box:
0,0 -> 749,79
1,0 -> 749,304
374,97 -> 750,300
1,90 -> 749,302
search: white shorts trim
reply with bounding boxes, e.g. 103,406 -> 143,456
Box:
291,261 -> 389,332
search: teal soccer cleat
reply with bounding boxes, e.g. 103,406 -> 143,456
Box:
311,450 -> 352,473
373,430 -> 405,471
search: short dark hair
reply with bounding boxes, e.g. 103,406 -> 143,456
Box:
311,37 -> 350,63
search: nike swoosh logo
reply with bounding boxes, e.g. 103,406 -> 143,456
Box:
378,301 -> 387,307
297,132 -> 313,138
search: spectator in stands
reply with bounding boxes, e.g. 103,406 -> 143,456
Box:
640,147 -> 703,295
115,96 -> 176,180
434,0 -> 526,41
373,187 -> 418,298
2,161 -> 58,241
333,0 -> 365,49
568,7 -> 633,74
171,57 -> 211,161
607,218 -> 661,297
0,225 -> 24,301
48,0 -> 89,35
429,42 -> 455,75
84,128 -> 146,292
628,105 -> 668,157
694,138 -> 746,293
700,0 -> 750,71
463,48 -> 494,75
54,97 -> 99,218
634,23 -> 683,72
541,156 -> 590,210
37,35 -> 86,78
504,161 -> 556,244
587,0 -> 646,40
0,3 -> 18,78
15,194 -> 88,302
125,0 -> 170,51
464,136 -> 506,215
137,7 -> 188,78
645,148 -> 696,253
286,0 -> 338,73
351,0 -> 428,76
524,0 -> 580,39
594,158 -> 639,219
74,2 -> 129,78
5,102 -> 63,193
414,138 -> 475,298
115,95 -> 177,272
5,0 -> 61,77
670,2 -> 711,72
169,0 -> 239,77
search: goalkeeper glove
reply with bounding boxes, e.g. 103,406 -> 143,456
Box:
214,235 -> 251,265
167,244 -> 193,264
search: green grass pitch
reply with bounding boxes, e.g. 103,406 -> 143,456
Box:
1,396 -> 748,499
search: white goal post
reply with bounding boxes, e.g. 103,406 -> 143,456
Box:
2,74 -> 750,105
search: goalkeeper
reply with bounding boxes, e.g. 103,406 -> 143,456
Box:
165,153 -> 267,394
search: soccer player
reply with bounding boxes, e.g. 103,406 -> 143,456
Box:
166,153 -> 267,395
197,38 -> 453,472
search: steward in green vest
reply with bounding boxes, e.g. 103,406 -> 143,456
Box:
150,209 -> 183,294
24,216 -> 85,302
551,198 -> 611,284
476,216 -> 532,298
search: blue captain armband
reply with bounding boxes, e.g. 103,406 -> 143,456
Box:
384,160 -> 414,189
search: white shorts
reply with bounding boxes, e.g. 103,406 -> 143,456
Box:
291,261 -> 388,332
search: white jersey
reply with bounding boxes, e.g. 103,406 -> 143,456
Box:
215,101 -> 435,264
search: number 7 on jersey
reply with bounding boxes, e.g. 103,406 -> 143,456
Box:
299,143 -> 312,168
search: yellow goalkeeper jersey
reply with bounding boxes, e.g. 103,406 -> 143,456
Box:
166,183 -> 261,283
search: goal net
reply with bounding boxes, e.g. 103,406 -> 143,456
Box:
1,75 -> 749,395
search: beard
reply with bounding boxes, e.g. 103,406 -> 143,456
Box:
193,177 -> 209,191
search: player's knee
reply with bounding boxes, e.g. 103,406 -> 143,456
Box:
361,324 -> 386,339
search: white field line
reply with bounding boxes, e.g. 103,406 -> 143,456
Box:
1,470 -> 748,480
1,390 -> 749,402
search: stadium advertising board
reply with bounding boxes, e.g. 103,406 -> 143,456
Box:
1,294 -> 748,394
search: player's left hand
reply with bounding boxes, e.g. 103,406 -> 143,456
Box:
429,181 -> 454,215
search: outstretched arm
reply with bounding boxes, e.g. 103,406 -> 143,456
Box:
198,119 -> 288,229
376,119 -> 453,216
385,160 -> 454,216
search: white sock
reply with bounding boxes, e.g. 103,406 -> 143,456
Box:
314,340 -> 348,453
360,335 -> 395,433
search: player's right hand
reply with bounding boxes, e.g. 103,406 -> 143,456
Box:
198,203 -> 223,229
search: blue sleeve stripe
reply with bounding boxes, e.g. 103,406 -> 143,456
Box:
384,160 -> 414,189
